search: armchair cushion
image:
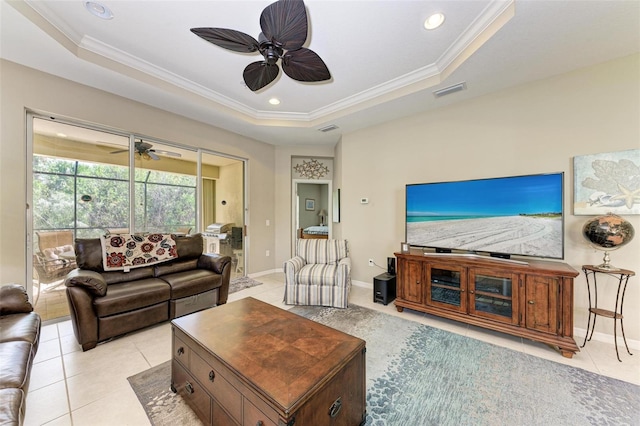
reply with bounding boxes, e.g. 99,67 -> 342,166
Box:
296,239 -> 348,264
42,245 -> 74,261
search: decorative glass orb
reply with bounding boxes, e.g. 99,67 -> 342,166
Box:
582,213 -> 635,270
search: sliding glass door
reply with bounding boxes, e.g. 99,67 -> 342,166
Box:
28,114 -> 246,320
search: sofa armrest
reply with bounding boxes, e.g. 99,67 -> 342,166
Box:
66,286 -> 99,351
197,253 -> 232,274
0,284 -> 34,315
64,270 -> 108,297
197,254 -> 232,305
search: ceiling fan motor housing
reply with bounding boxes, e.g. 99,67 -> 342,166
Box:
261,42 -> 283,65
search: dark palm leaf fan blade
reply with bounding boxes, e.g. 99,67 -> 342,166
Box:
282,48 -> 331,82
260,0 -> 307,50
190,28 -> 259,53
243,61 -> 280,91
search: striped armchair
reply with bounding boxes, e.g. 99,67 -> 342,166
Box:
283,239 -> 351,308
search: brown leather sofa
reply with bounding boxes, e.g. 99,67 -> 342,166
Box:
65,233 -> 231,351
0,284 -> 41,426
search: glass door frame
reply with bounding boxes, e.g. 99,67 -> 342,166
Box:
26,111 -> 249,301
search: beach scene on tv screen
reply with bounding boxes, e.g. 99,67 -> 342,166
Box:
406,174 -> 563,259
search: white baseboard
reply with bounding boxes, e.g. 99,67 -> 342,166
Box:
352,280 -> 372,289
248,268 -> 281,279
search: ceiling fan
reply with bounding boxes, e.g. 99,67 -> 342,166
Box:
191,0 -> 331,92
110,141 -> 181,161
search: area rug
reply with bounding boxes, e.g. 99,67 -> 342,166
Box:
128,304 -> 640,426
228,276 -> 262,294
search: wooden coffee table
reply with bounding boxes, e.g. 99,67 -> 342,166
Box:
171,297 -> 366,426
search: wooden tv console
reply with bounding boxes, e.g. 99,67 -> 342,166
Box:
394,250 -> 580,358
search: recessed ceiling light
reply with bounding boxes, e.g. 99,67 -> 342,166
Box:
84,1 -> 113,20
268,97 -> 281,105
56,133 -> 67,138
424,13 -> 445,30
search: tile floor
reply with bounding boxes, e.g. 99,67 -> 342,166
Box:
25,273 -> 640,425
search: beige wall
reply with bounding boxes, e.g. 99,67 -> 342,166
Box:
0,60 -> 276,290
274,145 -> 335,266
338,54 -> 640,342
216,162 -> 244,227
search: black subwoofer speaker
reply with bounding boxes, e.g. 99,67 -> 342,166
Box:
387,257 -> 396,275
374,273 -> 396,306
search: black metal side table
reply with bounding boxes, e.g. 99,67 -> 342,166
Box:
581,265 -> 635,362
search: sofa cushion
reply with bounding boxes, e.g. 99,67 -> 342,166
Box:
0,285 -> 33,315
161,269 -> 222,299
0,313 -> 41,347
93,279 -> 170,317
74,238 -> 104,272
102,267 -> 155,285
155,258 -> 199,277
0,388 -> 23,425
0,341 -> 32,389
174,233 -> 203,260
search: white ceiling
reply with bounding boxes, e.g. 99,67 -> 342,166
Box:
1,0 -> 639,146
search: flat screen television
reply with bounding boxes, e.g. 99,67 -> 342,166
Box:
405,172 -> 564,260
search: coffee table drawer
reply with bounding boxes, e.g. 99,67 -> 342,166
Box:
172,360 -> 211,424
173,333 -> 190,367
243,398 -> 277,426
191,350 -> 242,422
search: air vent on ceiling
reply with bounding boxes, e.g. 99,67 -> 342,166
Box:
318,124 -> 339,133
433,82 -> 467,98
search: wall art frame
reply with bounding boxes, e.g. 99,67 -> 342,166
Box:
573,149 -> 640,215
305,198 -> 315,211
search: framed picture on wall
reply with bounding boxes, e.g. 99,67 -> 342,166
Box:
305,198 -> 315,211
574,149 -> 640,215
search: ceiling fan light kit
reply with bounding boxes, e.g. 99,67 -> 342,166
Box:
191,0 -> 331,92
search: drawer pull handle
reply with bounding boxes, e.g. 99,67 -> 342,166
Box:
328,397 -> 342,418
185,382 -> 194,394
209,370 -> 215,382
256,422 -> 264,426
528,300 -> 535,305
177,347 -> 184,356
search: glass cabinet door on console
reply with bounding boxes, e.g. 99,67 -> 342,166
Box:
468,269 -> 519,325
426,263 -> 466,313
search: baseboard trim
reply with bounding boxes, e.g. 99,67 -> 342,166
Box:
248,268 -> 281,278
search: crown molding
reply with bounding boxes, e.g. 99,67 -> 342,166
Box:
14,0 -> 513,127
